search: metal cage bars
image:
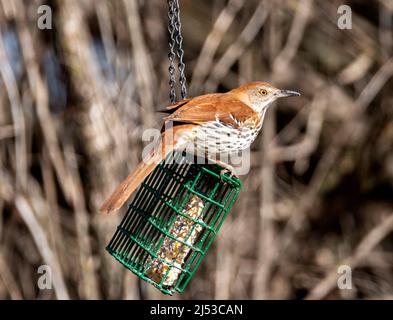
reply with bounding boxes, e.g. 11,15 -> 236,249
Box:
106,152 -> 242,294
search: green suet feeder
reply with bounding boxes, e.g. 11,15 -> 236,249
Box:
106,151 -> 242,295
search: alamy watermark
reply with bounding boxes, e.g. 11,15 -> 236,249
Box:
37,5 -> 52,30
337,5 -> 352,30
37,265 -> 53,290
337,265 -> 352,290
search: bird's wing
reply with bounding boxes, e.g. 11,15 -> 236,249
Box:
157,97 -> 193,113
164,94 -> 256,128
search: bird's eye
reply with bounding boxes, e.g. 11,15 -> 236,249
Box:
259,89 -> 268,96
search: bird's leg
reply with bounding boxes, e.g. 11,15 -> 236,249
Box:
207,158 -> 239,179
218,161 -> 239,179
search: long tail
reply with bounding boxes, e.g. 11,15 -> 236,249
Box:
100,140 -> 174,214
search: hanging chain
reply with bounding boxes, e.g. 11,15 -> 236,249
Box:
167,0 -> 188,104
168,0 -> 177,104
173,0 -> 188,100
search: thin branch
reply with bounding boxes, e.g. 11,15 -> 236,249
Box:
205,1 -> 268,91
306,213 -> 393,300
190,0 -> 245,94
15,195 -> 70,300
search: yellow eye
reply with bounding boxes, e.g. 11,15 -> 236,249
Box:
259,89 -> 268,96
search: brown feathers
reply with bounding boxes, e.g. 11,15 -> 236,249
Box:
99,147 -> 164,214
100,125 -> 196,214
163,94 -> 257,128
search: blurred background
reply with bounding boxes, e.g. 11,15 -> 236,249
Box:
0,0 -> 393,299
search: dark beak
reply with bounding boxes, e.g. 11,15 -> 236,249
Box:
278,89 -> 301,98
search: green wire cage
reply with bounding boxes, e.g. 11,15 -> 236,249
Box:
106,151 -> 242,295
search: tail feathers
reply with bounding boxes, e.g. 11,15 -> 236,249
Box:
100,144 -> 171,214
100,124 -> 193,214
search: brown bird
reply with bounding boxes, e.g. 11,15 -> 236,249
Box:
100,82 -> 300,214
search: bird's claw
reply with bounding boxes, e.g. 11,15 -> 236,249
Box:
220,168 -> 238,179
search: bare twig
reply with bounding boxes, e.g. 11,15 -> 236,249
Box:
273,0 -> 313,74
306,213 -> 393,300
253,111 -> 277,299
356,57 -> 393,109
205,1 -> 268,91
269,95 -> 326,162
190,0 -> 245,94
15,195 -> 69,300
0,250 -> 23,299
0,24 -> 27,188
123,0 -> 156,128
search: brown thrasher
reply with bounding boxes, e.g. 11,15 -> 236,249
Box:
100,82 -> 300,214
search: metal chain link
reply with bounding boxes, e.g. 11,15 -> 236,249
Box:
167,0 -> 188,104
173,0 -> 188,100
168,0 -> 177,104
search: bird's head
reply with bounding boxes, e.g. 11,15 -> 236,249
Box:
231,82 -> 300,113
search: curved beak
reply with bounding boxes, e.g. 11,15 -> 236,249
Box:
278,89 -> 301,98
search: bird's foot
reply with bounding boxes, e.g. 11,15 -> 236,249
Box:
220,168 -> 237,179
206,158 -> 239,179
217,162 -> 239,179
